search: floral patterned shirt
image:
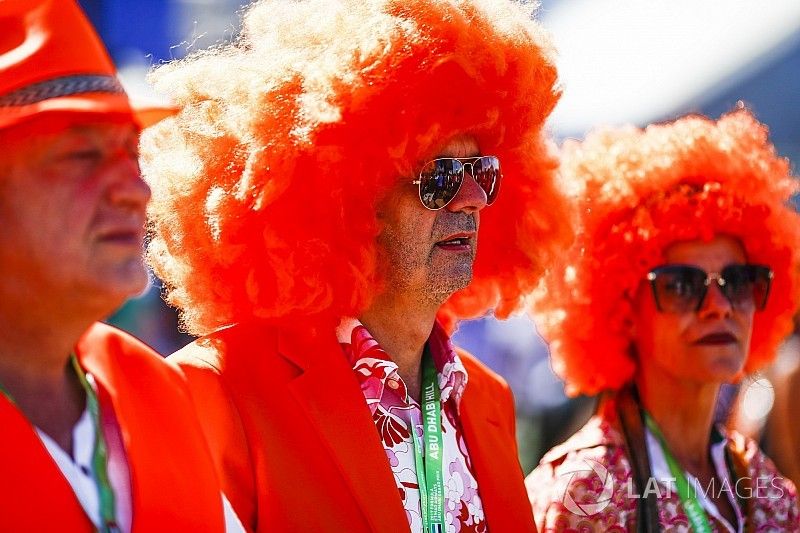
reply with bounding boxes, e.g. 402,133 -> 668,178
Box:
526,413 -> 799,532
336,318 -> 486,533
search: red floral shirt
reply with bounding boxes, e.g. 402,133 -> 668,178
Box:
337,318 -> 486,533
526,414 -> 799,532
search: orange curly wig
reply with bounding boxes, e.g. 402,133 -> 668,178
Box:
532,108 -> 800,397
141,0 -> 569,335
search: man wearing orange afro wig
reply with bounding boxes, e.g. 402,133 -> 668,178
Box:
526,108 -> 800,531
0,1 -> 240,531
140,0 -> 570,530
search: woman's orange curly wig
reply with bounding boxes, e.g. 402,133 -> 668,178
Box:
141,0 -> 569,335
532,108 -> 800,397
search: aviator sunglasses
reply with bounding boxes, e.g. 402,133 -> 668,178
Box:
646,264 -> 773,313
412,156 -> 502,210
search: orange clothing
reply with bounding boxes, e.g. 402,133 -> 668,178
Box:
170,321 -> 536,532
0,323 -> 226,532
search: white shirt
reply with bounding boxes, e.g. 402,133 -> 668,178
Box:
36,373 -> 244,532
646,427 -> 745,533
38,409 -> 112,528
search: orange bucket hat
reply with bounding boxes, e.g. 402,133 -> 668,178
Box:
0,0 -> 170,129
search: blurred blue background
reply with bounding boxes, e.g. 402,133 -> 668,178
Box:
81,0 -> 800,472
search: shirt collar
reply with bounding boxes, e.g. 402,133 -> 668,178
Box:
646,426 -> 742,533
335,317 -> 468,406
646,424 -> 730,485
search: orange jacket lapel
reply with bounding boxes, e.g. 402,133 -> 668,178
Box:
0,390 -> 94,530
460,369 -> 538,533
278,326 -> 408,531
75,324 -> 224,532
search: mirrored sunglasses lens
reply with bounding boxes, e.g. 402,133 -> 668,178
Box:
472,156 -> 501,205
652,266 -> 706,312
419,159 -> 463,209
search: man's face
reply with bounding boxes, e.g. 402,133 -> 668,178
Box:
0,119 -> 150,315
632,235 -> 755,385
376,134 -> 489,307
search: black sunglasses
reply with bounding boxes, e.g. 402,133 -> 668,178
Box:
646,264 -> 773,313
411,156 -> 501,210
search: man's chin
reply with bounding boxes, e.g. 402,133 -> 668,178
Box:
89,265 -> 150,303
678,348 -> 746,385
425,268 -> 473,303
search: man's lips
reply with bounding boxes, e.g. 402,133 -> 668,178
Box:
434,232 -> 475,249
95,226 -> 145,245
694,332 -> 738,345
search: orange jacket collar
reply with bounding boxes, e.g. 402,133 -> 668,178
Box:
459,352 -> 537,532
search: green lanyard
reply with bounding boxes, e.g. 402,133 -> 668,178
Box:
70,355 -> 119,533
411,350 -> 445,533
644,412 -> 713,533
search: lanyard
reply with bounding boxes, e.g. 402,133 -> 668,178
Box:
70,355 -> 119,533
410,350 -> 445,533
644,412 -> 713,533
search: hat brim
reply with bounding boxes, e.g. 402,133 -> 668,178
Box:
128,96 -> 179,129
0,92 -> 177,130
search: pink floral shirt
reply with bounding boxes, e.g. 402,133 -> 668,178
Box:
337,318 -> 486,533
526,413 -> 799,532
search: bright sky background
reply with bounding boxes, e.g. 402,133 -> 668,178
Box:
541,0 -> 800,136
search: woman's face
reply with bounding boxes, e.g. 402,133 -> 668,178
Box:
632,235 -> 756,385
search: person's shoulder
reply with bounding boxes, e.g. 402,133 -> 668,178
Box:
79,323 -> 204,405
726,428 -> 799,514
526,414 -> 630,502
169,321 -> 280,374
454,346 -> 509,392
168,322 -> 306,401
530,413 -> 628,478
527,415 -> 635,531
83,321 -> 159,357
726,427 -> 786,477
82,322 -> 175,377
168,328 -> 229,375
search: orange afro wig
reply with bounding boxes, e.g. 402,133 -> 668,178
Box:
141,0 -> 569,335
532,108 -> 800,397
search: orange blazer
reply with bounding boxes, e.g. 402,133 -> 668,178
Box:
170,320 -> 537,533
0,323 -> 225,532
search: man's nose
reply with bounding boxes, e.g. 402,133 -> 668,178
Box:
106,150 -> 151,208
698,280 -> 733,319
446,166 -> 487,214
